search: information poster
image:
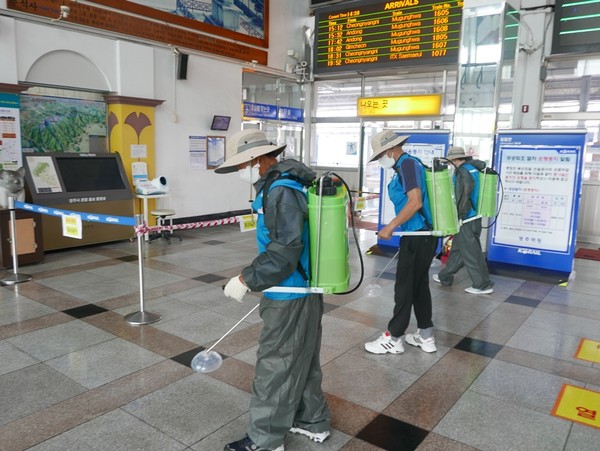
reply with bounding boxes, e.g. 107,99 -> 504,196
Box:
377,130 -> 450,249
25,155 -> 63,193
488,130 -> 586,273
0,93 -> 22,169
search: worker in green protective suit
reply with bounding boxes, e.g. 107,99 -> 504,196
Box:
215,129 -> 331,451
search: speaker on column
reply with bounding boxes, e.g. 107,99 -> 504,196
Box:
177,53 -> 189,80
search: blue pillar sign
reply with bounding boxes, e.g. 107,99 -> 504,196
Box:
488,130 -> 586,273
378,130 -> 450,250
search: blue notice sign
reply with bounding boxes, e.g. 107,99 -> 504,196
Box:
488,130 -> 586,273
243,102 -> 277,120
279,106 -> 304,123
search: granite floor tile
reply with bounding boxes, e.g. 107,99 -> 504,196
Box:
153,308 -> 255,346
0,340 -> 39,376
28,408 -> 187,451
0,360 -> 190,450
340,437 -> 385,450
511,280 -> 554,300
123,374 -> 251,446
505,324 -> 592,363
7,319 -> 114,361
0,297 -> 57,327
325,393 -> 379,437
469,359 -> 579,413
84,311 -> 199,357
322,352 -> 419,411
384,349 -> 490,430
496,347 -> 600,386
0,312 -> 73,341
564,421 -> 600,451
37,271 -> 139,303
522,308 -> 600,341
2,218 -> 600,451
357,414 -> 429,451
0,364 -> 87,427
4,282 -> 87,310
45,337 -> 165,389
206,357 -> 255,394
467,301 -> 533,345
434,390 -> 571,451
416,432 -> 478,451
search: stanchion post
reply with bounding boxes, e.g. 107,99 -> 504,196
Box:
125,214 -> 162,325
1,196 -> 32,286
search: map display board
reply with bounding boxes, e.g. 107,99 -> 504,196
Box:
488,130 -> 586,273
377,130 -> 450,249
315,0 -> 464,74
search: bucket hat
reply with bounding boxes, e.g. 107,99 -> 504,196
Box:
446,146 -> 470,160
368,130 -> 410,163
215,130 -> 286,174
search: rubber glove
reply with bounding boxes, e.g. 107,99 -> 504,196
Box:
224,275 -> 249,303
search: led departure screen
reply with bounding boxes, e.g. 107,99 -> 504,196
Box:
314,0 -> 463,74
552,0 -> 600,55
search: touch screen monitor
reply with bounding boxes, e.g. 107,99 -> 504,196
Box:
210,115 -> 231,131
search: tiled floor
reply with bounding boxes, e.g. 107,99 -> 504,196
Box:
1,224 -> 599,450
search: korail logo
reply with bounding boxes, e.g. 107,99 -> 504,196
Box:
517,248 -> 541,256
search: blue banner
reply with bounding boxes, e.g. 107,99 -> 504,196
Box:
487,130 -> 586,273
243,101 -> 277,120
17,201 -> 136,227
278,106 -> 304,123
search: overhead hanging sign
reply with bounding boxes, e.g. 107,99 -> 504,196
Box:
358,94 -> 442,117
487,130 -> 586,273
314,0 -> 464,74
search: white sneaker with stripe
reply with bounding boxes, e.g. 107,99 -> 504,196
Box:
364,331 -> 404,354
404,330 -> 437,353
289,427 -> 330,443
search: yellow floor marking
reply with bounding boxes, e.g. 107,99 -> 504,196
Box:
574,338 -> 600,364
552,384 -> 600,429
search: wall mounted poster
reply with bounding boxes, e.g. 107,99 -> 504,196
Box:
0,93 -> 22,169
488,130 -> 586,273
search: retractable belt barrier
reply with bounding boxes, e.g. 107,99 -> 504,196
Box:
8,199 -> 243,326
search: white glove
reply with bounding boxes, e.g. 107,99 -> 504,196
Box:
224,275 -> 249,303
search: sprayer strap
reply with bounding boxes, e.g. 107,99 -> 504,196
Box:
392,231 -> 437,237
461,215 -> 482,224
262,286 -> 325,294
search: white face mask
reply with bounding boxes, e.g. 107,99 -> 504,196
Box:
378,153 -> 396,169
239,164 -> 260,183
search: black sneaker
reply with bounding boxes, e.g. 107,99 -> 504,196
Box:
224,435 -> 284,451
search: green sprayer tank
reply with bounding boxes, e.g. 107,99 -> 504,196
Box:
425,160 -> 459,236
477,167 -> 499,217
308,176 -> 350,294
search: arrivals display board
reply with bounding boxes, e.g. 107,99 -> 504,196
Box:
487,130 -> 586,273
552,0 -> 600,55
377,130 -> 450,249
315,0 -> 464,75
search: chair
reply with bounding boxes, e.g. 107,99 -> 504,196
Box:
148,209 -> 182,244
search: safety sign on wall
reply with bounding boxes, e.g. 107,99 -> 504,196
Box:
487,130 -> 586,273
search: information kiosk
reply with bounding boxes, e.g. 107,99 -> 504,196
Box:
22,152 -> 134,251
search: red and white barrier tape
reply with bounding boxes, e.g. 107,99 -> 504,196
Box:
134,216 -> 239,235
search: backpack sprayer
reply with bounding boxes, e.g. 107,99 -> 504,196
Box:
392,157 -> 459,238
192,172 -> 364,373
